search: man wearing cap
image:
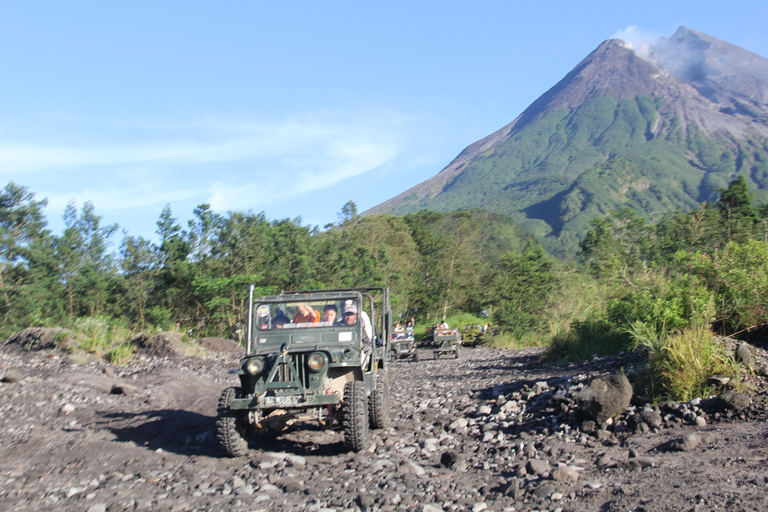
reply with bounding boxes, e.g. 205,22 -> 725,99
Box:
342,301 -> 372,346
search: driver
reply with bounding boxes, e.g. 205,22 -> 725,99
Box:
342,301 -> 373,346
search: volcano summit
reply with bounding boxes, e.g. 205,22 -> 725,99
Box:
366,27 -> 768,255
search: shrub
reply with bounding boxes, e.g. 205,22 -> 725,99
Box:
546,318 -> 631,362
642,327 -> 737,402
72,316 -> 138,364
107,343 -> 136,366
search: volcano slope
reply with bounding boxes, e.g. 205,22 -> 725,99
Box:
2,336 -> 768,512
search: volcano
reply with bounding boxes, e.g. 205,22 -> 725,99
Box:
365,27 -> 768,255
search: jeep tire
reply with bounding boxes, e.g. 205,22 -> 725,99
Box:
342,380 -> 370,452
369,370 -> 391,429
216,387 -> 250,457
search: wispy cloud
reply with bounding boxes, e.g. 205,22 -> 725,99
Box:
1,110 -> 408,214
208,137 -> 398,211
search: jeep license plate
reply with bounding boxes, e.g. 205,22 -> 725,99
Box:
262,395 -> 301,406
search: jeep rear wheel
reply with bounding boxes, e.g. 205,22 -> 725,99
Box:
369,370 -> 391,429
216,387 -> 250,457
342,381 -> 370,452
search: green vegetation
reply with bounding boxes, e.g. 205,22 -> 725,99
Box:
383,95 -> 768,257
2,174 -> 768,402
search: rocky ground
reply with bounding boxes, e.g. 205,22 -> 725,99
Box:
3,332 -> 768,512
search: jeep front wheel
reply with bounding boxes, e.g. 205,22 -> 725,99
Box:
369,370 -> 391,429
216,387 -> 250,457
342,381 -> 370,452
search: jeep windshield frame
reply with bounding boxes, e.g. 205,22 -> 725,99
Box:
245,287 -> 390,354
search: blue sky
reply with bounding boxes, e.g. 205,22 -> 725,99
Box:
2,1 -> 767,243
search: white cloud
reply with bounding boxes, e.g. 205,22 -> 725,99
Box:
611,25 -> 661,59
207,137 -> 399,211
0,110 -> 406,171
0,110 -> 408,215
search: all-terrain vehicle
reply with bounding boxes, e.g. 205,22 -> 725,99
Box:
433,328 -> 461,359
217,286 -> 392,456
391,331 -> 419,362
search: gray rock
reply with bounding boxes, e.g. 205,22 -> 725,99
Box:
277,477 -> 304,493
440,451 -> 458,468
1,369 -> 24,383
399,461 -> 425,475
735,342 -> 752,365
551,465 -> 579,482
615,458 -> 653,471
596,453 -> 613,467
110,383 -> 139,395
577,375 -> 633,423
357,494 -> 376,507
639,409 -> 663,429
717,391 -> 751,411
476,404 -> 493,416
526,459 -> 551,476
669,432 -> 702,452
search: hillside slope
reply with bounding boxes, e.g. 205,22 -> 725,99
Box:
366,27 -> 768,255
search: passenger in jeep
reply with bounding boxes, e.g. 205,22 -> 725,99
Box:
323,304 -> 338,323
293,303 -> 320,324
272,313 -> 290,328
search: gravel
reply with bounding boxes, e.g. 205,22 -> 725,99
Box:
3,337 -> 768,511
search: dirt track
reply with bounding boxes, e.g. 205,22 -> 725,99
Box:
2,338 -> 768,512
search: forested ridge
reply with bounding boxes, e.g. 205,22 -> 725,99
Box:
0,185 -> 534,341
3,174 -> 768,400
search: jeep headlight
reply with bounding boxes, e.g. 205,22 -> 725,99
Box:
246,357 -> 265,375
307,352 -> 327,372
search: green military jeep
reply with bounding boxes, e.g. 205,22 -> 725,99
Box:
433,328 -> 461,359
391,331 -> 419,362
217,286 -> 392,456
460,324 -> 484,347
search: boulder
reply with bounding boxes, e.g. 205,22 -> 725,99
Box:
717,391 -> 751,411
576,375 -> 633,424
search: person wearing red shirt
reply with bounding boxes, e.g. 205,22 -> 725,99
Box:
293,303 -> 320,324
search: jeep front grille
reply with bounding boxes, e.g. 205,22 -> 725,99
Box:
269,352 -> 310,390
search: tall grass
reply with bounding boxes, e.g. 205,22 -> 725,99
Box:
639,327 -> 739,402
72,317 -> 137,365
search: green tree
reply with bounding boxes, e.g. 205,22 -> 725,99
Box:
337,200 -> 359,225
404,211 -> 451,320
119,235 -> 157,328
153,205 -> 195,327
716,175 -> 762,244
267,218 -> 317,291
578,208 -> 653,280
56,201 -> 118,319
0,182 -> 50,329
490,242 -> 560,338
